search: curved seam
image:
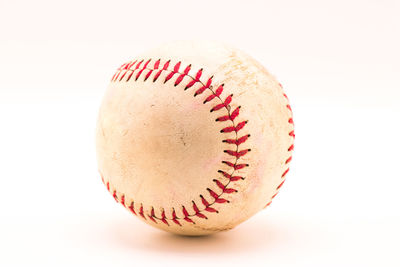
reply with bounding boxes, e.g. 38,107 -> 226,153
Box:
101,58 -> 293,226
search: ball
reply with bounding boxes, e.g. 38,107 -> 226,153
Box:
96,41 -> 294,235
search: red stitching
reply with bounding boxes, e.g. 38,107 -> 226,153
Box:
264,83 -> 295,208
217,170 -> 245,181
281,168 -> 290,178
149,207 -> 157,223
221,160 -> 249,170
223,149 -> 251,158
120,195 -> 126,207
112,190 -> 118,202
139,205 -> 146,219
172,209 -> 182,226
220,120 -> 248,133
223,134 -> 250,145
104,58 -> 295,226
161,209 -> 169,225
129,202 -> 137,215
182,206 -> 195,224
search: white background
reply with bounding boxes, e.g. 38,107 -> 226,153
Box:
1,0 -> 399,266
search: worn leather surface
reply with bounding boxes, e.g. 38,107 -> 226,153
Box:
96,41 -> 294,235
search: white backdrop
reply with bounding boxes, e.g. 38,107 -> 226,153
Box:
0,0 -> 399,266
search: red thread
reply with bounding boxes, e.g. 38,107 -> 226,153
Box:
230,176 -> 244,181
149,207 -> 157,223
182,206 -> 195,224
104,59 -> 256,226
174,74 -> 185,86
126,71 -> 134,82
215,115 -> 230,121
129,202 -> 137,215
114,71 -> 121,81
135,69 -> 145,81
192,201 -> 200,213
119,70 -> 128,81
172,209 -> 182,226
195,69 -> 203,80
194,86 -> 207,97
120,195 -> 126,207
223,134 -> 250,145
173,61 -> 181,72
143,59 -> 151,69
205,207 -> 218,213
207,188 -> 228,203
162,60 -> 170,70
184,68 -> 202,90
214,179 -> 225,190
224,149 -> 251,158
161,210 -> 169,225
139,205 -> 146,219
207,188 -> 218,201
164,61 -> 181,83
144,70 -> 153,81
195,212 -> 207,219
217,170 -> 244,181
220,121 -> 247,133
193,199 -> 207,218
223,188 -> 237,193
123,60 -> 138,82
230,106 -> 241,119
222,161 -> 249,170
164,71 -> 175,83
135,60 -> 144,70
184,80 -> 197,90
194,77 -> 212,97
277,180 -> 285,190
281,168 -> 290,178
182,206 -> 189,217
154,59 -> 161,69
153,70 -> 162,82
126,61 -> 137,69
265,87 -> 295,208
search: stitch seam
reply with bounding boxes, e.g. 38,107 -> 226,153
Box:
264,88 -> 295,208
102,59 -> 293,225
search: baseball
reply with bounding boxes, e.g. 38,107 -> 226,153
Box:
96,41 -> 294,236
